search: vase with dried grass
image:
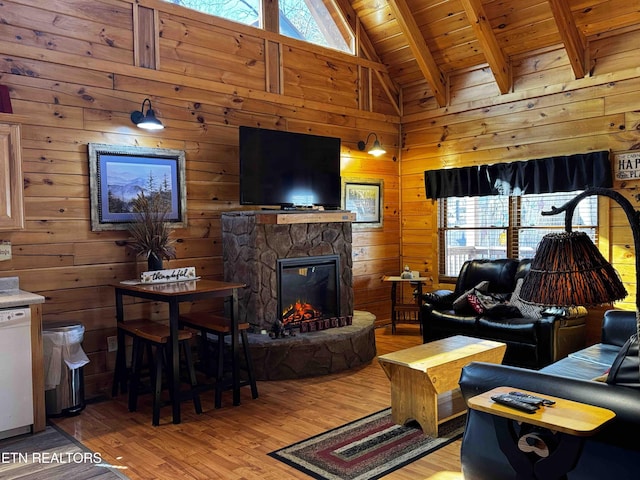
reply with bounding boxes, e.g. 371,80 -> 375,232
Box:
126,191 -> 176,271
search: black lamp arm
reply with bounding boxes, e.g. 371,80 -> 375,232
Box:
542,186 -> 640,345
358,132 -> 379,151
140,98 -> 152,113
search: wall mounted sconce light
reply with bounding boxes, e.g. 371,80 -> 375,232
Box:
357,132 -> 386,157
130,98 -> 164,130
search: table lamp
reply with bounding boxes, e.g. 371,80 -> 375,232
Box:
519,187 -> 639,376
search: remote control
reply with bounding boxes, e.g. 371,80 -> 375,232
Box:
491,394 -> 539,413
504,393 -> 544,406
509,391 -> 556,406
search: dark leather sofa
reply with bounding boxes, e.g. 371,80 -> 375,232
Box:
422,258 -> 587,369
458,310 -> 640,479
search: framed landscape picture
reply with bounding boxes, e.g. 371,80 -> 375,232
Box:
342,178 -> 383,227
88,143 -> 187,231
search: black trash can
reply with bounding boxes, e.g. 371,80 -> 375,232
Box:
43,322 -> 89,417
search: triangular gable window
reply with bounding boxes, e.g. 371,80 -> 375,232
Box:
279,0 -> 354,53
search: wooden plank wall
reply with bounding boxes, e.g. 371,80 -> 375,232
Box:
401,29 -> 640,345
0,0 -> 401,397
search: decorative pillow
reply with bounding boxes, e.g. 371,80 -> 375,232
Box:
606,334 -> 640,388
468,290 -> 502,314
508,278 -> 544,319
453,281 -> 490,312
466,293 -> 485,314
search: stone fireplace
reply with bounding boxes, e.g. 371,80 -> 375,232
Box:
221,211 -> 354,332
221,210 -> 375,380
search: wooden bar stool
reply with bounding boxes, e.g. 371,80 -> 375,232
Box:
179,312 -> 258,408
120,319 -> 202,426
112,319 -> 156,397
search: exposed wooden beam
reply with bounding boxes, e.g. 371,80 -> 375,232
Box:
386,0 -> 448,107
459,0 -> 511,94
547,0 -> 588,78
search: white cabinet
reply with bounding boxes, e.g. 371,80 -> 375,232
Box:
0,114 -> 25,231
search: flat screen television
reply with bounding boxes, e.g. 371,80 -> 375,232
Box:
239,126 -> 341,208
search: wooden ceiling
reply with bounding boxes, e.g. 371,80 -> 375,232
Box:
346,0 -> 640,106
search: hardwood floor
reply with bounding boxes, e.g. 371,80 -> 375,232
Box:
51,324 -> 463,480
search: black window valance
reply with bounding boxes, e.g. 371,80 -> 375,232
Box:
424,150 -> 612,199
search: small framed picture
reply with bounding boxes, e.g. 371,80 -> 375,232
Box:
342,178 -> 383,227
88,143 -> 187,231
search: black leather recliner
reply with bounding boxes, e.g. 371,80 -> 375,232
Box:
421,258 -> 587,369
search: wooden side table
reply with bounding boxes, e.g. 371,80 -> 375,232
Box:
383,275 -> 430,333
378,335 -> 506,437
467,386 -> 615,480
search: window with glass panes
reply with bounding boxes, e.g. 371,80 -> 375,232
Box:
163,0 -> 354,54
438,191 -> 598,280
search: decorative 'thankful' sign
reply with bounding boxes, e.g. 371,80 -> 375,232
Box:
614,150 -> 640,180
140,267 -> 197,284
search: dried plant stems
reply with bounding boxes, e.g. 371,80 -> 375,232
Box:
127,191 -> 176,261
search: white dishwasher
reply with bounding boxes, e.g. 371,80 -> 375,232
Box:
0,306 -> 33,440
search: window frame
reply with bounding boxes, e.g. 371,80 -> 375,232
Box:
163,0 -> 355,55
437,192 -> 600,283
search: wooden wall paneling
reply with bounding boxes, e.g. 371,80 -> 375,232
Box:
400,83 -> 440,116
401,135 -> 618,172
370,71 -> 400,116
0,21 -> 133,65
605,88 -> 640,116
158,13 -> 266,59
134,4 -> 158,69
590,30 -> 640,76
266,40 -> 282,94
360,65 -> 371,111
449,78 -> 502,106
403,98 -> 607,148
24,197 -> 89,220
513,61 -> 576,93
40,285 -> 118,315
422,115 -> 625,156
1,0 -> 134,53
158,39 -> 267,90
281,46 -> 359,107
0,245 -> 75,271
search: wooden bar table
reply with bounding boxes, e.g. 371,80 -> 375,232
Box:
113,278 -> 246,424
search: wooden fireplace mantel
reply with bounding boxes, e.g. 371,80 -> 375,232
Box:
247,210 -> 355,225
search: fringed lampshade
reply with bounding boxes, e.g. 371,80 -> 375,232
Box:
520,231 -> 628,306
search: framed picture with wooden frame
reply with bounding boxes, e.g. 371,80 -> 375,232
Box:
88,143 -> 187,231
342,178 -> 383,228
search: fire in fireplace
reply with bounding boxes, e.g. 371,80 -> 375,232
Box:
277,255 -> 340,328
